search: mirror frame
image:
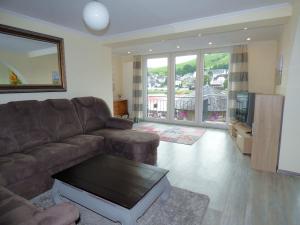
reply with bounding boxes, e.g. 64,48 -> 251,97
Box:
0,24 -> 67,93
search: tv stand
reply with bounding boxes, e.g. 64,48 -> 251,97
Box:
228,122 -> 253,154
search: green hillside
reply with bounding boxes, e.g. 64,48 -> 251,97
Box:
204,53 -> 229,70
147,53 -> 229,76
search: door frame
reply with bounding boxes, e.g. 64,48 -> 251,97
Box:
198,47 -> 232,129
170,51 -> 199,126
143,47 -> 232,129
143,54 -> 170,123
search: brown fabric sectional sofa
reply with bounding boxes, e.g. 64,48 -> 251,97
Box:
0,96 -> 159,224
72,97 -> 158,165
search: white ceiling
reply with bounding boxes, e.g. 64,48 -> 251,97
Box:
112,25 -> 284,55
0,0 -> 293,36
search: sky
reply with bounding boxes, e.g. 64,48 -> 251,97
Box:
147,55 -> 197,68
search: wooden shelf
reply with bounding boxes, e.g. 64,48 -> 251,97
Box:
229,122 -> 253,154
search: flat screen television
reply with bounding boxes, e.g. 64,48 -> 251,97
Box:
236,92 -> 255,128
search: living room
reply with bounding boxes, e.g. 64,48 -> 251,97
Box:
0,0 -> 300,225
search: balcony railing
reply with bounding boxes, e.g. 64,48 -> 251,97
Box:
147,96 -> 168,119
147,94 -> 227,121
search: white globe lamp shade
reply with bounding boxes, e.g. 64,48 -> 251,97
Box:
83,1 -> 109,31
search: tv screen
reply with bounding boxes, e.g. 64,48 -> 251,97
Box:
236,92 -> 255,128
246,93 -> 255,128
236,92 -> 248,123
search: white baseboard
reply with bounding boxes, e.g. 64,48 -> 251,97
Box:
277,169 -> 300,177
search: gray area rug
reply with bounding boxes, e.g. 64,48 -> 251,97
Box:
32,187 -> 209,225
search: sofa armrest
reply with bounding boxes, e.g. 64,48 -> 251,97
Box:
26,203 -> 79,225
105,117 -> 133,130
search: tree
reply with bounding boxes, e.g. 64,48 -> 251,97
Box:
176,68 -> 183,76
182,64 -> 195,75
212,63 -> 229,70
204,75 -> 211,85
223,78 -> 228,89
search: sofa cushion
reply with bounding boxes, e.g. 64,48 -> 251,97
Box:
89,129 -> 159,164
0,101 -> 51,156
105,117 -> 133,130
0,186 -> 79,225
72,97 -> 111,133
0,153 -> 43,186
0,186 -> 39,225
0,104 -> 19,156
28,142 -> 100,172
90,128 -> 160,146
6,173 -> 52,199
61,135 -> 104,153
40,99 -> 83,141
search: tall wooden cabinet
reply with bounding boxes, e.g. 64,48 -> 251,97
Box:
251,95 -> 284,172
248,41 -> 278,94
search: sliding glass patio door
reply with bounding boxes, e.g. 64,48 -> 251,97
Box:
145,57 -> 169,120
201,52 -> 230,124
144,49 -> 230,127
174,55 -> 197,122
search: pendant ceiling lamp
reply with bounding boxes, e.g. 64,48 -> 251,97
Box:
83,1 -> 109,31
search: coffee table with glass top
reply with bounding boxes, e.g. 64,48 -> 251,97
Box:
52,154 -> 170,225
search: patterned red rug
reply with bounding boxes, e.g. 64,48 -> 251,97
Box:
133,123 -> 206,145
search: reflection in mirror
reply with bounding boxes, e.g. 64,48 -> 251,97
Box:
0,24 -> 66,93
0,33 -> 60,86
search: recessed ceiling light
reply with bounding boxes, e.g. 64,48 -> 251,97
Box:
244,27 -> 248,30
127,51 -> 131,54
208,42 -> 213,45
246,37 -> 251,41
149,49 -> 153,52
176,45 -> 180,49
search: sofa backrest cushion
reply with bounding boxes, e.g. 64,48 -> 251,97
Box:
72,97 -> 111,133
41,99 -> 83,141
0,104 -> 19,156
0,100 -> 51,156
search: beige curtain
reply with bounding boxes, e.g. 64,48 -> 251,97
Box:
229,45 -> 249,120
132,55 -> 143,122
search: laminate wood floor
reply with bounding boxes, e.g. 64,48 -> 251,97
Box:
149,123 -> 300,225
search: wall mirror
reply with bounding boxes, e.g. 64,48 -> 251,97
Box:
0,24 -> 66,93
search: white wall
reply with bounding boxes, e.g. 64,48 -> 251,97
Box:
111,55 -> 134,117
0,10 -> 113,109
278,1 -> 300,173
276,10 -> 299,95
112,55 -> 123,99
122,61 -> 133,117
